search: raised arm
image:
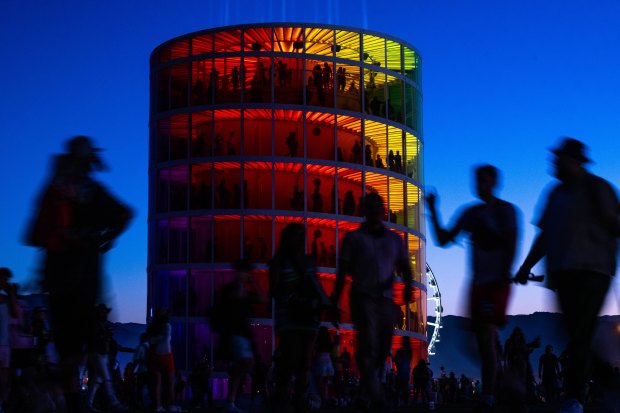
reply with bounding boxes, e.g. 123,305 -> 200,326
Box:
426,191 -> 460,247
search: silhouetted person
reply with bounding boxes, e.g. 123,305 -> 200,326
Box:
337,67 -> 346,91
393,338 -> 412,407
312,178 -> 323,213
351,140 -> 362,164
312,64 -> 324,102
394,150 -> 402,172
25,136 -> 132,413
503,327 -> 540,408
147,308 -> 180,412
331,193 -> 413,410
215,259 -> 265,413
208,67 -> 219,102
214,132 -> 223,155
311,229 -> 322,259
348,80 -> 358,94
375,153 -> 385,169
370,96 -> 381,116
269,223 -> 330,413
365,144 -> 373,167
515,137 -> 620,413
286,131 -> 298,157
343,190 -> 356,216
387,150 -> 395,171
412,359 -> 431,405
539,344 -> 561,403
322,62 -> 332,90
231,66 -> 240,90
427,164 -> 518,411
290,184 -> 303,211
227,140 -> 236,156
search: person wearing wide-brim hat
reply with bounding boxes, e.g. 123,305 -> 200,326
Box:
516,137 -> 620,413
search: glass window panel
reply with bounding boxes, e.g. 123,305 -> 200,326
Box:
406,183 -> 421,232
274,115 -> 304,157
170,322 -> 188,370
386,76 -> 403,123
190,215 -> 213,263
243,111 -> 272,156
158,40 -> 189,63
243,56 -> 272,103
404,132 -> 419,180
274,163 -> 304,211
191,59 -> 210,106
192,33 -> 213,55
405,83 -> 415,131
213,220 -> 241,262
154,270 -> 187,319
169,114 -> 189,160
214,29 -> 242,52
307,223 -> 336,267
243,167 -> 272,210
157,167 -> 188,212
169,217 -> 189,264
213,163 -> 241,208
213,110 -> 241,156
386,40 -> 402,74
274,57 -> 304,105
306,165 -> 335,214
191,110 -> 213,158
156,220 -> 170,264
388,177 -> 405,225
304,27 -> 334,56
190,163 -> 212,210
336,64 -> 361,112
365,70 -> 385,117
243,27 -> 272,52
338,167 -> 363,217
169,63 -> 189,110
306,113 -> 335,162
243,221 -> 272,264
273,26 -> 304,53
218,56 -> 242,104
336,30 -> 360,60
364,120 -> 387,171
363,34 -> 385,68
403,46 -> 420,83
306,59 -> 334,108
336,120 -> 362,165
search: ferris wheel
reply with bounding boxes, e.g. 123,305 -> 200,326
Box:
426,263 -> 443,356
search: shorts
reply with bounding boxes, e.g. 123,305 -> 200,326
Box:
230,335 -> 253,361
148,352 -> 175,374
0,346 -> 9,368
469,281 -> 511,327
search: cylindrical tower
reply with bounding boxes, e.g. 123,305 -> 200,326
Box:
148,23 -> 425,371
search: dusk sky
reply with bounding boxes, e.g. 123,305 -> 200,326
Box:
2,0 -> 620,323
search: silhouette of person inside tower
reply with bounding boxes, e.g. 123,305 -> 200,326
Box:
365,144 -> 373,167
311,178 -> 324,213
231,66 -> 240,90
388,150 -> 395,171
375,153 -> 385,169
394,150 -> 402,173
322,62 -> 332,90
312,64 -> 324,103
286,131 -> 298,157
217,179 -> 231,208
351,140 -> 362,164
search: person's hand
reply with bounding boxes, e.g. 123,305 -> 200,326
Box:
514,266 -> 530,285
426,191 -> 438,213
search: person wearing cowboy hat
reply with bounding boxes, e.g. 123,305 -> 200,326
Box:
515,137 -> 620,413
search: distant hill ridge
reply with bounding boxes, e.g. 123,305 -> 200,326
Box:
109,313 -> 620,379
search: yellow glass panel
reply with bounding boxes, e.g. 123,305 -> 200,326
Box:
365,171 -> 388,201
274,27 -> 304,53
363,34 -> 385,67
364,119 -> 387,168
405,132 -> 420,180
386,40 -> 402,73
305,27 -> 334,56
403,46 -> 419,82
335,30 -> 361,60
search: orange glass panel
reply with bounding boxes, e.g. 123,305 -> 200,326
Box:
243,27 -> 272,52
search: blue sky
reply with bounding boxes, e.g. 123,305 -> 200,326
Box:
1,0 -> 619,323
